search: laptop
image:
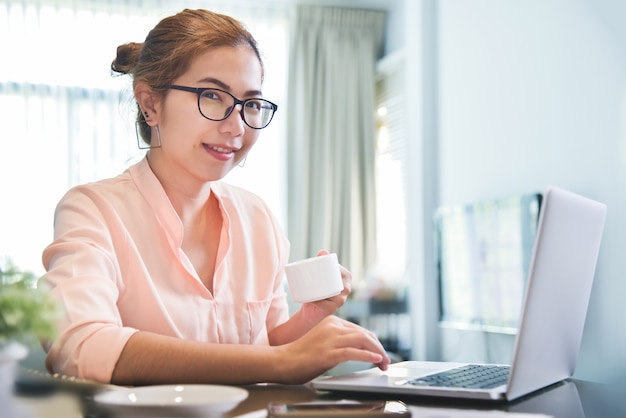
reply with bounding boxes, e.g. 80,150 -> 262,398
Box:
313,186 -> 607,402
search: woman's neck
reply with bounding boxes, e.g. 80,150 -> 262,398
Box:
146,152 -> 213,224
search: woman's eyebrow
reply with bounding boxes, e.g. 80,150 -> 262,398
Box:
197,77 -> 229,89
197,77 -> 263,97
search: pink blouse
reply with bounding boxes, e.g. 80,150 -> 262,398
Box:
42,157 -> 290,382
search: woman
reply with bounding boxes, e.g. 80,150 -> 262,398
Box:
42,8 -> 389,386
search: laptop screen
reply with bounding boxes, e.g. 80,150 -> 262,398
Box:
434,192 -> 542,334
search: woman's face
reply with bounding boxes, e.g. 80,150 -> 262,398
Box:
150,45 -> 264,185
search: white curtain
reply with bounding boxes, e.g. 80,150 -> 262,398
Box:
286,5 -> 385,281
0,0 -> 288,275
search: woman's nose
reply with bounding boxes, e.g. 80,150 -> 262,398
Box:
221,104 -> 245,135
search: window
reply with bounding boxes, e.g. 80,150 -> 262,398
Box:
0,0 -> 288,275
358,54 -> 411,358
372,54 -> 407,285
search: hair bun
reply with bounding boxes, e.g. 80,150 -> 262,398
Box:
111,42 -> 143,76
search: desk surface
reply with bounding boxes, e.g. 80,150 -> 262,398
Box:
15,376 -> 626,418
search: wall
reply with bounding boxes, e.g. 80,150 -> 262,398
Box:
427,0 -> 626,384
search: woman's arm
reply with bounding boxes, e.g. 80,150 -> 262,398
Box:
111,316 -> 389,386
111,331 -> 284,385
269,250 -> 353,345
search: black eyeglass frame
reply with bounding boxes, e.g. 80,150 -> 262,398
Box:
160,84 -> 278,130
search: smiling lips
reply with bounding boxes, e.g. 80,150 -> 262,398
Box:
203,143 -> 238,161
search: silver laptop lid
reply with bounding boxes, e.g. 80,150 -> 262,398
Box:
507,186 -> 606,400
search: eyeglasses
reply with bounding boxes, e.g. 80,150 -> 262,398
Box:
161,85 -> 278,130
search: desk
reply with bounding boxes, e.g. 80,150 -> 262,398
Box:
14,378 -> 626,418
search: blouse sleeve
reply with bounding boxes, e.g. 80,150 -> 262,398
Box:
42,186 -> 137,383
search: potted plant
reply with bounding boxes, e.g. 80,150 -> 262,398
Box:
0,258 -> 58,414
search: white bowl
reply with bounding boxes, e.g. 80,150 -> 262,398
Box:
93,384 -> 248,417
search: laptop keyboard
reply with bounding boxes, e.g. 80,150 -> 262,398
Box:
407,364 -> 510,389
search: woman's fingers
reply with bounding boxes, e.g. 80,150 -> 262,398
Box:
315,317 -> 390,367
278,316 -> 390,384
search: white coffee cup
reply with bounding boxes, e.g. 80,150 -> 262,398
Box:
284,253 -> 344,303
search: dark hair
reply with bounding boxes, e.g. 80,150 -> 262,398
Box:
111,9 -> 264,144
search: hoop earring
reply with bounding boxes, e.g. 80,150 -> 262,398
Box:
135,121 -> 162,149
238,157 -> 247,168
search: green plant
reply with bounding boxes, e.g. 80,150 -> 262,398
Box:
0,259 -> 58,347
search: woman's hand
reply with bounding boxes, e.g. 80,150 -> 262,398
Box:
275,315 -> 390,384
268,250 -> 357,346
298,250 -> 352,323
